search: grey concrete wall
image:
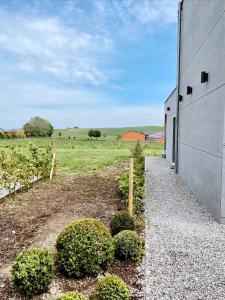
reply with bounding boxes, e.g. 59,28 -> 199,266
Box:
164,89 -> 176,165
177,0 -> 225,221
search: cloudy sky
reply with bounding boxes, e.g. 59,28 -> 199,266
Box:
0,0 -> 178,129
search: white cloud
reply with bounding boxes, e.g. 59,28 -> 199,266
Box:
129,0 -> 178,25
91,0 -> 178,37
0,80 -> 163,128
0,1 -> 177,86
0,8 -> 114,85
0,0 -> 176,128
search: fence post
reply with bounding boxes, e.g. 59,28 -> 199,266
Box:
128,158 -> 134,217
50,141 -> 56,180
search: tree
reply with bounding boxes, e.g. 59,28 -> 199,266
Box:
88,129 -> 101,140
88,129 -> 94,139
23,116 -> 54,137
93,130 -> 101,139
58,132 -> 62,138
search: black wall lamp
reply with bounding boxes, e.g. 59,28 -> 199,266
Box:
201,71 -> 208,83
167,107 -> 170,111
179,95 -> 183,102
187,86 -> 192,95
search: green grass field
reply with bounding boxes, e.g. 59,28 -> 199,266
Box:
53,125 -> 163,139
0,126 -> 163,174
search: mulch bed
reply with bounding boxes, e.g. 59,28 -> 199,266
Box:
0,164 -> 143,299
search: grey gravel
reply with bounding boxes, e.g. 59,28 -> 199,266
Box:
142,157 -> 225,300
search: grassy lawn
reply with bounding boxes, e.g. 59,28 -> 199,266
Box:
0,126 -> 163,174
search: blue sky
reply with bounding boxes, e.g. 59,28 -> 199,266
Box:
0,0 -> 178,129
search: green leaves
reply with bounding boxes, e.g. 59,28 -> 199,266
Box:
114,230 -> 143,262
95,274 -> 129,300
11,247 -> 54,297
56,218 -> 115,278
88,129 -> 101,139
0,143 -> 52,194
23,116 -> 54,137
117,171 -> 129,199
110,211 -> 135,236
117,142 -> 145,214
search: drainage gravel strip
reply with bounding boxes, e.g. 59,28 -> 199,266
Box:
143,157 -> 225,300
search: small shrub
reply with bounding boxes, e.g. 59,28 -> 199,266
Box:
134,214 -> 145,229
117,142 -> 145,215
117,171 -> 129,199
114,230 -> 143,262
88,129 -> 101,139
95,274 -> 129,300
56,291 -> 88,300
11,247 -> 54,297
110,211 -> 135,236
56,218 -> 114,278
131,141 -> 143,162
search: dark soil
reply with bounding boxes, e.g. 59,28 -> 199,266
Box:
0,163 -> 143,299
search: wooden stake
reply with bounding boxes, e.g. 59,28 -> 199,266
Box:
50,141 -> 56,180
128,158 -> 134,217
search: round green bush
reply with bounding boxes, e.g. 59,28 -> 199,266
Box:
95,274 -> 129,300
11,247 -> 54,297
56,291 -> 88,300
110,211 -> 135,236
56,218 -> 114,278
114,230 -> 143,262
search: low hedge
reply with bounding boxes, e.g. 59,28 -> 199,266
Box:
114,230 -> 143,262
11,247 -> 54,297
95,274 -> 129,300
55,291 -> 88,300
56,218 -> 114,278
117,142 -> 145,215
110,211 -> 135,236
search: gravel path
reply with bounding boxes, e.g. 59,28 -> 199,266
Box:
143,157 -> 225,300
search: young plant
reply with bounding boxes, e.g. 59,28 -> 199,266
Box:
117,142 -> 145,214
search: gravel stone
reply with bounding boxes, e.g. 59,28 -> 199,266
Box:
143,157 -> 225,300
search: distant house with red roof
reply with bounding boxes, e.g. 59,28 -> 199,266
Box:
118,130 -> 164,143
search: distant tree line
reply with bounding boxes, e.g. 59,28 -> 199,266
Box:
0,117 -> 106,141
0,116 -> 54,139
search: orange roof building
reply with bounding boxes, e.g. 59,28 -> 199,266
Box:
118,131 -> 145,141
118,130 -> 164,143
